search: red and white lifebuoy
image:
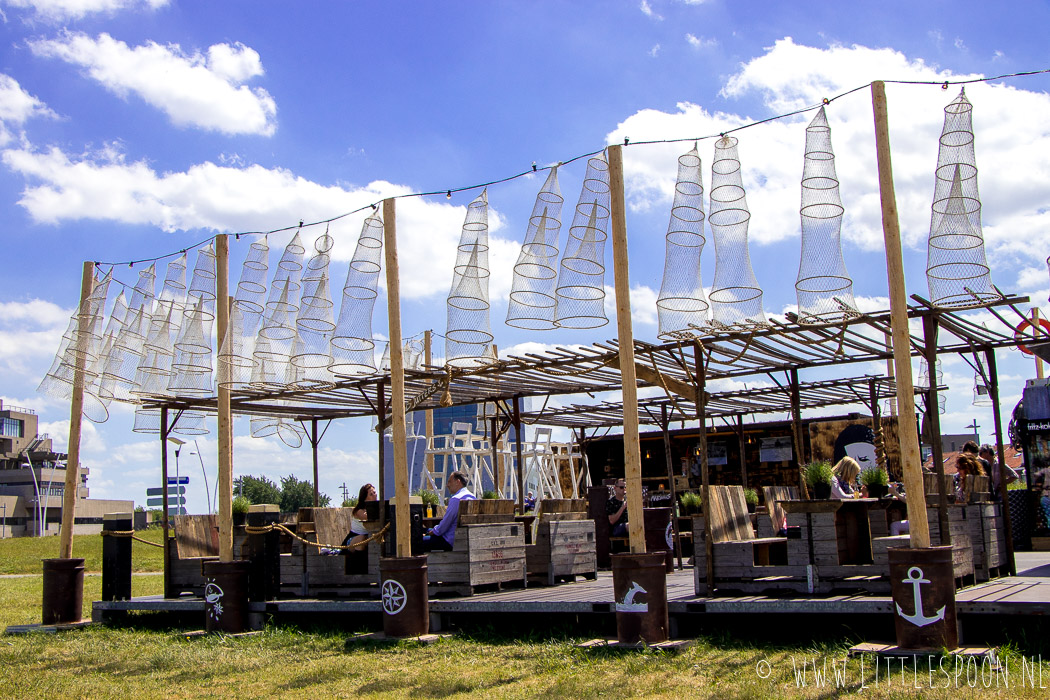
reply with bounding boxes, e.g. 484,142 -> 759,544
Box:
1015,317 -> 1050,356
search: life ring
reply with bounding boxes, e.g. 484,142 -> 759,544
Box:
1015,317 -> 1050,356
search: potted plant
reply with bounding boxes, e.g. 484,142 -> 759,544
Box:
678,491 -> 702,516
232,495 -> 251,526
415,489 -> 440,518
481,490 -> 499,500
805,461 -> 834,499
861,467 -> 890,499
743,488 -> 759,513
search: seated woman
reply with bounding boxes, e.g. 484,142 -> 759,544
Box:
831,457 -> 861,499
954,453 -> 986,503
343,483 -> 378,549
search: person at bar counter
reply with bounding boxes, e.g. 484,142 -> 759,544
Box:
422,471 -> 475,552
607,478 -> 628,537
980,443 -> 1018,499
831,456 -> 862,499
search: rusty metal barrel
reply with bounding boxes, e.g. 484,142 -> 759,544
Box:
203,560 -> 251,633
102,512 -> 133,602
611,551 -> 668,644
42,557 -> 85,624
888,546 -> 958,650
379,555 -> 429,638
643,507 -> 673,572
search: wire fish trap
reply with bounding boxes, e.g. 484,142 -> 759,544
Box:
330,212 -> 384,377
926,89 -> 998,309
446,190 -> 494,367
708,136 -> 766,329
99,264 -> 156,403
555,152 -> 610,330
796,107 -> 858,324
252,233 -> 305,390
507,167 -> 564,330
657,144 -> 709,338
37,267 -> 114,423
292,229 -> 336,389
218,237 -> 270,390
169,245 -> 217,410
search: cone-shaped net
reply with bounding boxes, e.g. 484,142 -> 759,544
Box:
708,136 -> 765,328
218,237 -> 270,389
169,245 -> 217,409
973,373 -> 993,407
926,89 -> 997,309
555,153 -> 610,329
916,357 -> 943,391
657,145 -> 709,338
795,107 -> 858,324
507,167 -> 564,330
37,267 -> 113,423
291,230 -> 335,389
90,289 -> 127,403
99,264 -> 155,403
446,190 -> 493,367
251,234 -> 305,390
131,254 -> 188,405
331,213 -> 383,377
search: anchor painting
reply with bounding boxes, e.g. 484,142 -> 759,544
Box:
894,566 -> 946,628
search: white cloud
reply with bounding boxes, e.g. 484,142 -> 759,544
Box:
640,0 -> 661,20
649,44 -> 661,58
1,0 -> 168,21
0,73 -> 56,146
0,299 -> 70,376
610,37 -> 1050,276
685,33 -> 718,50
28,33 -> 276,136
954,37 -> 967,51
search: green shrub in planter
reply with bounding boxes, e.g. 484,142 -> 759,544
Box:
860,467 -> 890,498
743,488 -> 759,512
679,491 -> 702,515
232,495 -> 251,524
415,489 -> 440,507
482,490 -> 499,500
804,461 -> 834,499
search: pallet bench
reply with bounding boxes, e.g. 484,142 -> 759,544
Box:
427,499 -> 526,596
525,499 -> 597,585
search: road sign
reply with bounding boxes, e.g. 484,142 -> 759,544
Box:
167,476 -> 190,485
147,496 -> 186,508
146,486 -> 185,497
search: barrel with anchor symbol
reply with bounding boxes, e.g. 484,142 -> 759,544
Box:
379,555 -> 429,638
888,546 -> 958,650
611,552 -> 668,644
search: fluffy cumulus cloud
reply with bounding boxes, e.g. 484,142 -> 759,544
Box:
1,0 -> 168,21
0,73 -> 56,146
0,299 -> 70,377
610,37 -> 1050,277
28,33 -> 276,136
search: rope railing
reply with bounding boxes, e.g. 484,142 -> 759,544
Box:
100,529 -> 165,547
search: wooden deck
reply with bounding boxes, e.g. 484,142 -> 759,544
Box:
93,552 -> 1050,624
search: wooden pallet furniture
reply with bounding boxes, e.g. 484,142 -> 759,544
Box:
525,499 -> 597,585
427,499 -> 526,595
169,514 -> 219,596
757,486 -> 799,538
279,507 -> 382,597
693,486 -> 790,594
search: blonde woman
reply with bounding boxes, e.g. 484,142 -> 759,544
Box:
831,456 -> 861,499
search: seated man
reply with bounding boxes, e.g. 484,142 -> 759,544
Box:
524,491 -> 536,511
607,479 -> 628,538
423,471 -> 475,552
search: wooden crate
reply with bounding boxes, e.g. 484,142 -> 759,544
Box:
427,522 -> 526,593
526,516 -> 597,585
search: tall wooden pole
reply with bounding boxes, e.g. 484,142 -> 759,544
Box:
311,419 -> 320,507
985,346 -> 1016,575
921,315 -> 950,544
424,330 -> 435,486
661,405 -> 683,569
608,145 -> 645,554
513,396 -> 525,509
382,198 -> 412,557
215,234 -> 234,562
871,81 -> 929,548
692,343 -> 713,595
58,261 -> 95,559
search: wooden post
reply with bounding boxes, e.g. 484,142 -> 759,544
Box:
311,419 -> 320,507
215,234 -> 234,562
871,80 -> 929,548
424,330 -> 435,487
661,405 -> 683,569
58,261 -> 95,558
736,414 -> 748,488
608,145 -> 645,554
921,315 -> 950,544
377,381 -> 386,529
491,416 -> 502,497
693,343 -> 713,595
789,368 -> 804,467
160,407 -> 172,598
382,198 -> 412,557
985,346 -> 1016,575
513,396 -> 525,509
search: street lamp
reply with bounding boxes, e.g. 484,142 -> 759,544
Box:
167,437 -> 185,515
189,440 -> 211,514
965,419 -> 981,446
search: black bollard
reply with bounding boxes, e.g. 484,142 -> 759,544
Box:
246,504 -> 280,602
102,512 -> 133,602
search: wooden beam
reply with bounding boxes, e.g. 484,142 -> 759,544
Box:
921,315 -> 950,544
608,355 -> 696,402
424,330 -> 435,486
215,234 -> 234,562
985,346 -> 1016,575
871,81 -> 929,549
58,261 -> 95,559
609,145 -> 645,554
383,198 -> 412,557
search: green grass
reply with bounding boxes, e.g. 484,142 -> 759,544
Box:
0,573 -> 1048,698
0,528 -> 165,574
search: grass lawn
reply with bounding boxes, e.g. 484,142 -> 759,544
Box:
0,528 -> 165,574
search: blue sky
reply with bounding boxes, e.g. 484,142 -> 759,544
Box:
1,0 -> 1048,513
